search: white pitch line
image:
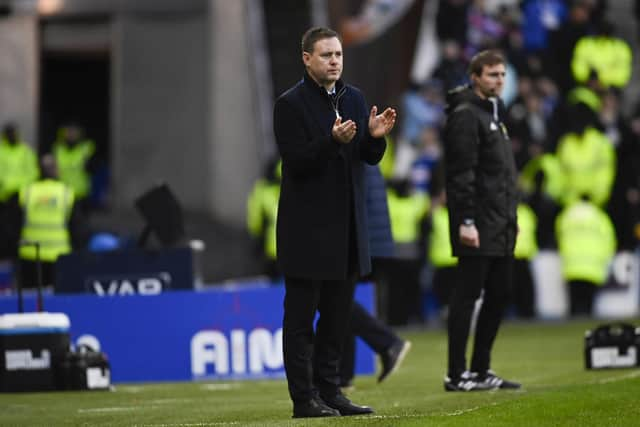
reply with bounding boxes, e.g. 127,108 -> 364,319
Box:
133,401 -> 500,425
354,403 -> 496,421
594,370 -> 640,384
200,383 -> 241,391
78,407 -> 137,414
135,423 -> 241,427
149,398 -> 195,405
120,386 -> 145,393
356,414 -> 424,420
444,406 -> 482,416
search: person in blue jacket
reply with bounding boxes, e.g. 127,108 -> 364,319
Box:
339,164 -> 411,389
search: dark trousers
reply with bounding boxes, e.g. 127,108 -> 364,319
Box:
384,258 -> 423,326
263,259 -> 281,283
432,266 -> 457,307
340,301 -> 397,384
512,259 -> 535,318
18,259 -> 55,289
283,275 -> 357,403
364,258 -> 392,324
447,256 -> 512,378
0,198 -> 21,258
569,279 -> 597,316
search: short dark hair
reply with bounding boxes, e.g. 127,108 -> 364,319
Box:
468,50 -> 506,76
301,27 -> 341,54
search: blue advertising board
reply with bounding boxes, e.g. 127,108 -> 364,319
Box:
0,283 -> 375,383
54,248 -> 194,294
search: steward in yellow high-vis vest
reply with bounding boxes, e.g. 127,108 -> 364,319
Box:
53,124 -> 95,201
519,153 -> 566,204
555,197 -> 616,315
427,197 -> 458,308
386,184 -> 430,254
428,204 -> 457,268
0,124 -> 39,203
18,155 -> 77,288
514,204 -> 538,261
571,27 -> 632,89
385,179 -> 429,325
19,179 -> 74,262
247,179 -> 279,261
0,124 -> 39,258
556,126 -> 615,207
379,135 -> 395,180
246,159 -> 281,280
512,203 -> 538,318
556,198 -> 616,285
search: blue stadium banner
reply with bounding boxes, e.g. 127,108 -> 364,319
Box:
0,282 -> 375,383
54,247 -> 194,294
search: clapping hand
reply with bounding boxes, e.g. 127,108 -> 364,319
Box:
332,117 -> 357,144
368,106 -> 397,138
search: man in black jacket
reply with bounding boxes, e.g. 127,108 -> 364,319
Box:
273,27 -> 396,418
443,50 -> 521,392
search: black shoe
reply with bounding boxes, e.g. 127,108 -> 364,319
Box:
321,392 -> 374,416
473,370 -> 521,390
444,371 -> 496,392
378,340 -> 412,383
292,398 -> 341,418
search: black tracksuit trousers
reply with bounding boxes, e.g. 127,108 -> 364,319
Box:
447,256 -> 512,379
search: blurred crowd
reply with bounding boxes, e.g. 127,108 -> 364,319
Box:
2,0 -> 636,322
248,0 -> 640,323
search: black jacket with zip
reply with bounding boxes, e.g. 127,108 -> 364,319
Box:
273,71 -> 386,280
443,85 -> 518,257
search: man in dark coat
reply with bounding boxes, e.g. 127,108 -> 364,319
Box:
443,50 -> 521,392
273,27 -> 396,418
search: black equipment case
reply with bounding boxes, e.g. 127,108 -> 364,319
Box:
1,241 -> 71,392
585,323 -> 640,369
0,312 -> 71,392
1,242 -> 110,392
59,345 -> 111,390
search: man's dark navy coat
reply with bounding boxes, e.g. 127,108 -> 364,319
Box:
273,72 -> 386,280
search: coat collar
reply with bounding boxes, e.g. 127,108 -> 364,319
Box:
446,84 -> 506,120
469,90 -> 507,120
299,70 -> 351,139
302,70 -> 345,97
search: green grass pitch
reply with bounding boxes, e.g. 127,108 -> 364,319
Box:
2,319 -> 640,426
